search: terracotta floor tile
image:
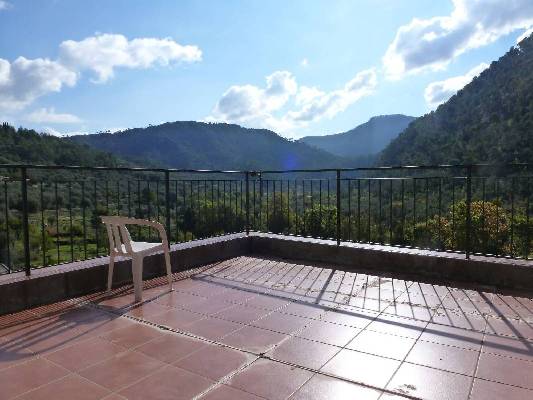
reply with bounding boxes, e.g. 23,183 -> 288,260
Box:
185,298 -> 236,315
175,344 -> 253,380
144,308 -> 205,330
214,305 -> 270,324
406,340 -> 479,376
244,295 -> 291,311
482,334 -> 533,361
44,337 -> 126,371
74,314 -> 139,338
321,349 -> 400,388
208,290 -> 256,305
366,314 -> 427,339
135,332 -> 205,363
431,310 -> 486,332
476,352 -> 533,389
154,291 -> 206,309
268,337 -> 340,369
469,378 -> 533,400
0,357 -> 69,399
183,317 -> 242,340
0,337 -> 36,371
221,326 -> 287,353
296,320 -> 360,347
279,302 -> 327,319
200,384 -> 264,400
320,309 -> 376,329
17,374 -> 110,400
386,363 -> 471,400
347,330 -> 415,360
252,313 -> 310,335
227,359 -> 313,400
118,365 -> 213,400
79,351 -> 165,391
419,323 -> 484,351
99,323 -> 162,348
383,303 -> 435,321
125,302 -> 172,319
289,374 -> 382,400
485,317 -> 533,339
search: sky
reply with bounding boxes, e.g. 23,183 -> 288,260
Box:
0,0 -> 532,139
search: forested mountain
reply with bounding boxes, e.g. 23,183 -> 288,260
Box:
299,114 -> 415,158
69,121 -> 349,170
0,123 -> 123,166
380,33 -> 533,165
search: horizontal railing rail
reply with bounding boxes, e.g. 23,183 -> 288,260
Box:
0,163 -> 531,276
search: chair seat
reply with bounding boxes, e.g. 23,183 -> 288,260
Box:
114,241 -> 163,255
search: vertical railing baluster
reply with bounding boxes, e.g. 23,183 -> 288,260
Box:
82,181 -> 87,260
165,170 -> 171,240
40,181 -> 46,267
21,167 -> 31,275
389,179 -> 393,245
336,169 -> 341,245
94,181 -> 99,257
465,165 -> 473,259
4,181 -> 11,272
69,181 -> 74,262
245,172 -> 250,235
357,179 -> 361,242
56,182 -> 60,262
511,177 -> 515,257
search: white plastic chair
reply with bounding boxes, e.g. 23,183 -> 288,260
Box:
102,216 -> 173,302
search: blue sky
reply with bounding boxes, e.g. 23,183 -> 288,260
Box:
0,0 -> 532,138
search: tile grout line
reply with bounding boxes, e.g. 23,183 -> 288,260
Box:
466,317 -> 488,399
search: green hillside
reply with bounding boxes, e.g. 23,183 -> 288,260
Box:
69,121 -> 350,170
0,123 -> 123,167
380,34 -> 533,165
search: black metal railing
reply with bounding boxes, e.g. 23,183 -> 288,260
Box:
0,163 -> 531,275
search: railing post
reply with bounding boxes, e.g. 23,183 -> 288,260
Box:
21,167 -> 31,276
336,169 -> 341,246
164,170 -> 171,239
465,165 -> 472,259
245,171 -> 250,235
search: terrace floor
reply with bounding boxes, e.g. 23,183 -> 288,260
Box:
2,256 -> 533,400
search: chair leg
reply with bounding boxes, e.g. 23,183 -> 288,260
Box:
132,255 -> 144,302
164,248 -> 173,291
107,254 -> 115,291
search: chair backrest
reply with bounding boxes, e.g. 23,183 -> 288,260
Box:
101,216 -> 134,255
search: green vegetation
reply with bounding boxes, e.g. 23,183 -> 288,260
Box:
69,121 -> 352,170
0,123 -> 124,166
380,33 -> 533,165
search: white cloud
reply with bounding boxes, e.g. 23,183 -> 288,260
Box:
516,26 -> 533,43
424,62 -> 489,107
0,34 -> 202,113
211,70 -> 297,125
0,1 -> 11,10
0,57 -> 77,112
26,107 -> 82,124
300,58 -> 309,68
209,68 -> 377,135
59,33 -> 202,83
41,127 -> 63,137
287,69 -> 377,123
383,0 -> 533,79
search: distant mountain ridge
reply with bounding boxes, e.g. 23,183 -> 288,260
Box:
380,33 -> 533,165
298,114 -> 416,158
69,121 -> 350,170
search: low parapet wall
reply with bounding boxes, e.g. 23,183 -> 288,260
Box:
1,232 -> 532,315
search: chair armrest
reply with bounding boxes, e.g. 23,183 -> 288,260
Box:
101,216 -> 169,246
